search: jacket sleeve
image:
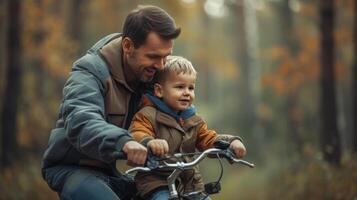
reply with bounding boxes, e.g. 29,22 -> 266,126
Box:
195,122 -> 218,151
129,112 -> 156,147
62,70 -> 133,163
196,121 -> 243,151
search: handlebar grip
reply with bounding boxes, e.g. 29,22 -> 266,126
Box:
113,148 -> 161,169
213,140 -> 230,149
113,151 -> 127,160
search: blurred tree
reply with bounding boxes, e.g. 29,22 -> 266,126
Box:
21,0 -> 52,151
67,0 -> 83,41
276,0 -> 303,156
353,0 -> 357,153
0,0 -> 5,98
234,0 -> 256,133
18,0 -> 77,151
32,0 -> 47,105
319,0 -> 341,165
66,0 -> 85,54
262,1 -> 338,159
197,3 -> 214,103
1,0 -> 21,168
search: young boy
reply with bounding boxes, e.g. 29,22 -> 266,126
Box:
129,56 -> 246,200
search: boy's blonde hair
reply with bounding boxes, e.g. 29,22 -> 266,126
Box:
154,55 -> 197,83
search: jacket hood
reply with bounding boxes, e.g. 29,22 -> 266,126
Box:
71,33 -> 121,82
99,36 -> 136,93
71,33 -> 135,93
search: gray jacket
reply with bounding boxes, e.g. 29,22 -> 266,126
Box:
42,33 -> 143,170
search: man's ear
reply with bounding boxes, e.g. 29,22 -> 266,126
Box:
154,83 -> 163,98
122,37 -> 134,55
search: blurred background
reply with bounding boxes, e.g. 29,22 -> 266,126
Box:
0,0 -> 356,199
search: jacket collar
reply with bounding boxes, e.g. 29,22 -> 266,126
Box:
99,36 -> 135,93
144,94 -> 202,132
145,93 -> 196,121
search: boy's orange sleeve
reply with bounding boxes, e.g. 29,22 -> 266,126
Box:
196,121 -> 244,151
128,112 -> 156,146
196,122 -> 218,151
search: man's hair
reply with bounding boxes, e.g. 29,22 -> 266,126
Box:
155,55 -> 197,84
123,5 -> 181,48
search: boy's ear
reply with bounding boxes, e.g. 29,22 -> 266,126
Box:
154,83 -> 163,98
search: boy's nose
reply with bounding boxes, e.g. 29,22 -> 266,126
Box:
183,88 -> 190,95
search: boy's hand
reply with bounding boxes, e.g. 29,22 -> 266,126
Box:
229,139 -> 246,158
147,139 -> 169,156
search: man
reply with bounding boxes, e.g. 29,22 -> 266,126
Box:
41,5 -> 180,200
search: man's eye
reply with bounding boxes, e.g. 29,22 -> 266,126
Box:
147,54 -> 160,59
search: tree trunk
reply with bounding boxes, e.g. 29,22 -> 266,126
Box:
235,0 -> 256,133
353,0 -> 357,152
0,0 -> 6,103
1,0 -> 21,168
277,0 -> 303,156
67,0 -> 84,45
199,5 -> 215,103
319,0 -> 341,165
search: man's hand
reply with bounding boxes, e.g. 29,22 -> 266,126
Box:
147,139 -> 169,156
229,139 -> 246,158
122,141 -> 147,166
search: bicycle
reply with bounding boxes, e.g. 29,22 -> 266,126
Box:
124,140 -> 255,200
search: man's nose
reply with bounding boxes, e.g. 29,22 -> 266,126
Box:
154,58 -> 165,70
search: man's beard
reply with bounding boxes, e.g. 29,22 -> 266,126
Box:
139,67 -> 156,83
140,74 -> 154,83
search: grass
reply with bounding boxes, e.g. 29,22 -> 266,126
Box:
198,152 -> 357,200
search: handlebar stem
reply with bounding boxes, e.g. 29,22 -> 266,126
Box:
167,169 -> 182,199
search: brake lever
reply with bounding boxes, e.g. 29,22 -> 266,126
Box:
222,148 -> 236,164
145,148 -> 162,169
212,140 -> 234,162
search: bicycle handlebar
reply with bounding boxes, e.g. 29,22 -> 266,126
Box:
125,147 -> 255,175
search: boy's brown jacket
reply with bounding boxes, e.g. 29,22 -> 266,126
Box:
129,95 -> 241,197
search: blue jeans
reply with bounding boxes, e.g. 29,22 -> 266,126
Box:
148,189 -> 170,200
148,189 -> 211,200
43,165 -> 136,200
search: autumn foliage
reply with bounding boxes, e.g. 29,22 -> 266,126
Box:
0,0 -> 356,199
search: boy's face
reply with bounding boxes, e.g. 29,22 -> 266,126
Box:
154,72 -> 196,113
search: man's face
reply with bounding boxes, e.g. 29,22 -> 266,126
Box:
154,72 -> 196,113
123,32 -> 173,83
